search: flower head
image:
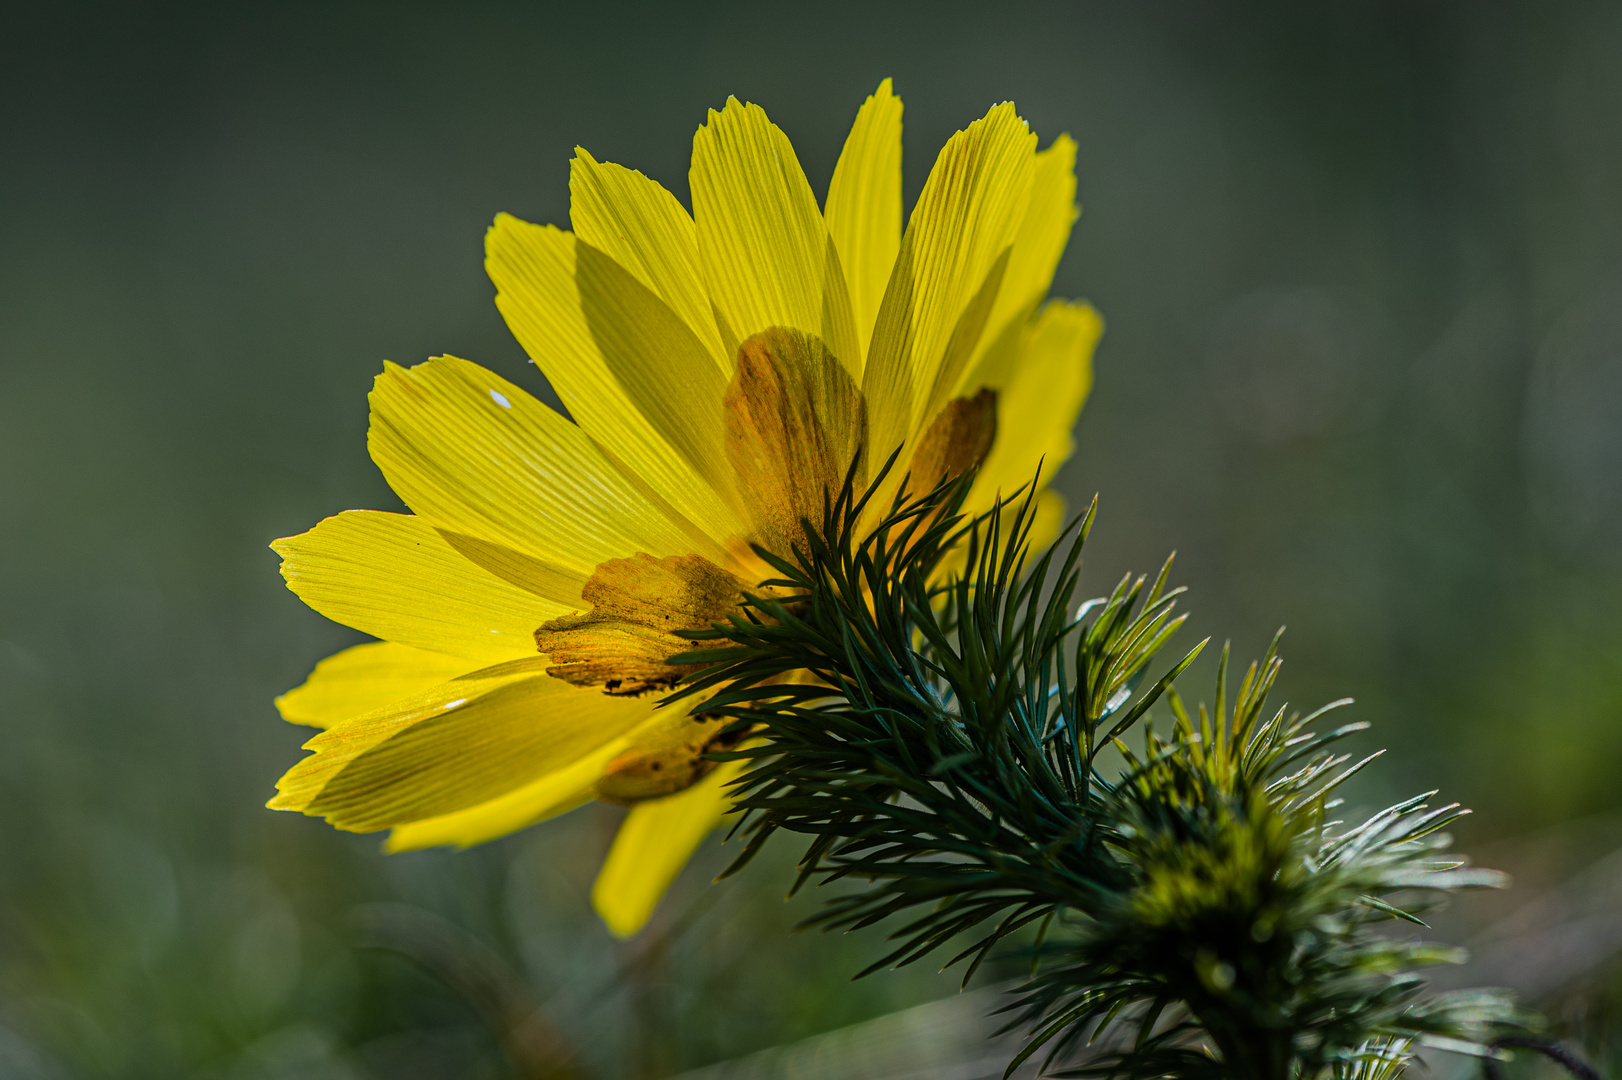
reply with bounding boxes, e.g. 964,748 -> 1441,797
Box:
269,81 -> 1101,937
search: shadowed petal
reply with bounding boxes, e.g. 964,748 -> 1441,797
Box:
570,147 -> 729,371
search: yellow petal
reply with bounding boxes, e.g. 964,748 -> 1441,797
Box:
864,103 -> 1037,462
270,659 -> 542,817
825,79 -> 903,361
957,135 -> 1079,396
486,218 -> 744,546
270,663 -> 653,832
368,355 -> 705,574
570,148 -> 729,372
969,300 -> 1101,510
276,641 -> 479,729
591,759 -> 742,938
690,97 -> 861,376
272,510 -> 566,660
724,327 -> 867,556
386,704 -> 728,851
1001,135 -> 1079,335
384,735 -> 633,851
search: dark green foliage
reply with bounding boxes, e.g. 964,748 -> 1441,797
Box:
672,461 -> 1523,1080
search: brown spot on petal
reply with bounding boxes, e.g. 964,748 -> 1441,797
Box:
724,327 -> 867,557
906,388 -> 998,497
595,713 -> 747,804
535,553 -> 747,695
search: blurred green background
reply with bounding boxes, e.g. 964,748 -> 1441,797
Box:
2,2 -> 1621,1077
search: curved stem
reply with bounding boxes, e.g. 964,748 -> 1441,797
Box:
1483,1036 -> 1605,1080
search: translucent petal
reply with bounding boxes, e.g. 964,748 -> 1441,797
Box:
690,97 -> 860,375
272,510 -> 567,660
957,135 -> 1079,397
270,662 -> 653,833
368,355 -> 704,575
384,736 -> 633,851
276,641 -> 480,729
826,79 -> 903,363
864,103 -> 1036,461
574,242 -> 739,525
486,218 -> 744,546
569,148 -> 729,372
968,300 -> 1101,511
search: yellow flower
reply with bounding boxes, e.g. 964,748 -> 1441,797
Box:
269,80 -> 1101,938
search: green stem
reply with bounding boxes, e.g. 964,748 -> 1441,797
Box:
1196,1009 -> 1294,1080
